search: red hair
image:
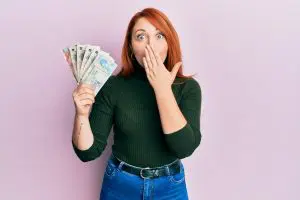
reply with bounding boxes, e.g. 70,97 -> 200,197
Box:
116,7 -> 196,83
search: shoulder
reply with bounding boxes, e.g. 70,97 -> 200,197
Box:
101,74 -> 122,90
179,77 -> 202,99
95,75 -> 121,101
174,77 -> 201,93
184,77 -> 200,88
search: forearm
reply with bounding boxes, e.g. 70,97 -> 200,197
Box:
154,87 -> 187,134
72,114 -> 94,150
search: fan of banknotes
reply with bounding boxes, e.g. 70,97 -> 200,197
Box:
62,43 -> 118,95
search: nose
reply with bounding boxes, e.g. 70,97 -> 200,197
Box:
147,38 -> 157,50
147,37 -> 152,46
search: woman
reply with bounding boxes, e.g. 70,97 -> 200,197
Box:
71,7 -> 202,200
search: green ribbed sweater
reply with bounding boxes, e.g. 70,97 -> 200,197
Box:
72,63 -> 202,167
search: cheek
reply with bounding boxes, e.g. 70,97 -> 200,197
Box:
133,45 -> 146,58
131,44 -> 146,66
155,41 -> 168,53
159,45 -> 168,60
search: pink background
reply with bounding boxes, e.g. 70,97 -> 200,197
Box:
1,1 -> 299,200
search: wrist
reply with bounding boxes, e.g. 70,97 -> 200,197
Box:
154,86 -> 172,96
75,112 -> 89,119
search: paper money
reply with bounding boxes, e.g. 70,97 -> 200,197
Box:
68,44 -> 78,81
80,45 -> 95,78
62,48 -> 78,82
76,45 -> 86,80
80,46 -> 101,82
62,43 -> 118,95
81,49 -> 111,82
82,51 -> 118,95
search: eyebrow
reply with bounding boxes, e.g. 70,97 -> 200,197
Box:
135,28 -> 160,34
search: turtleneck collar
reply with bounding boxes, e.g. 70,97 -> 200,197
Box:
132,60 -> 148,82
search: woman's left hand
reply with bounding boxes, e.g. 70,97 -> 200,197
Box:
143,44 -> 182,93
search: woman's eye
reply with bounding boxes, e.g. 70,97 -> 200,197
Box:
137,34 -> 145,40
157,33 -> 165,39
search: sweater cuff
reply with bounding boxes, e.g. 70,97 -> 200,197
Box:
71,139 -> 98,162
164,123 -> 195,158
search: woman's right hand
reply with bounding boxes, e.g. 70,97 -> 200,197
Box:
72,83 -> 96,117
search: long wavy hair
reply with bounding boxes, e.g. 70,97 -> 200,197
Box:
116,7 -> 196,83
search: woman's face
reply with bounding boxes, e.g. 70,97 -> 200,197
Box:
131,17 -> 168,67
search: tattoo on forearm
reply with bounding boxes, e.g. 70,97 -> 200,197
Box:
76,121 -> 84,147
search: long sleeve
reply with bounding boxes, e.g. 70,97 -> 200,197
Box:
164,78 -> 202,159
72,76 -> 117,162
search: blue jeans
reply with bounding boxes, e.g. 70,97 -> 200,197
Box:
100,154 -> 189,200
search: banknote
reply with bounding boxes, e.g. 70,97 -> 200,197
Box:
68,44 -> 78,82
82,52 -> 118,95
76,45 -> 86,81
80,45 -> 93,78
62,48 -> 78,82
62,43 -> 118,95
81,49 -> 111,82
80,45 -> 101,82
